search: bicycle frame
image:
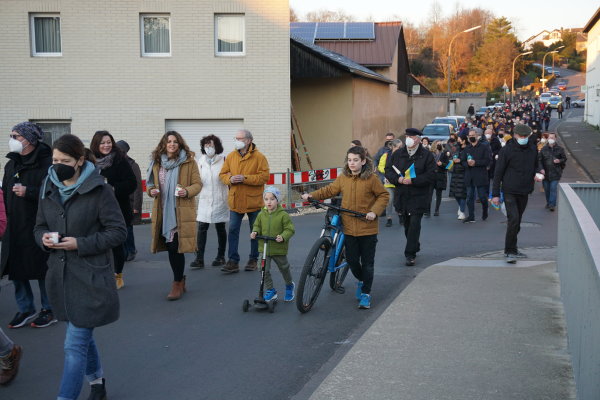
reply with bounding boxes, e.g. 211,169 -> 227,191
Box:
320,212 -> 347,274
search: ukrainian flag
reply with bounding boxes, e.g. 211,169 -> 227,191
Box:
446,160 -> 454,170
405,164 -> 416,179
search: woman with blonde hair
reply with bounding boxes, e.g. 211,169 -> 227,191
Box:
147,131 -> 201,300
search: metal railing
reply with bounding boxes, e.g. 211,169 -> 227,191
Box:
557,183 -> 600,400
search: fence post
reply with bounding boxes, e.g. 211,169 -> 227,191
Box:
286,168 -> 291,210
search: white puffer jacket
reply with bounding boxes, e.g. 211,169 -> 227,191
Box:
196,154 -> 229,223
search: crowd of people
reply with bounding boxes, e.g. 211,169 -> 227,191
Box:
0,98 -> 567,397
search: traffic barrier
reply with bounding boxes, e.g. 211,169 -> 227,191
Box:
140,167 -> 341,219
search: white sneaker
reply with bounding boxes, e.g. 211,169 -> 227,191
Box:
458,211 -> 466,220
457,207 -> 461,216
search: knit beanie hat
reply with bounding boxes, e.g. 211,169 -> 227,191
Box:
264,186 -> 281,203
513,124 -> 532,137
12,122 -> 44,145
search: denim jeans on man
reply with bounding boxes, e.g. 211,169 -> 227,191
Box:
542,179 -> 559,207
227,210 -> 260,263
57,323 -> 103,400
14,279 -> 51,313
466,185 -> 488,218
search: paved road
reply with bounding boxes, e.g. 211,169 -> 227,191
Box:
0,100 -> 588,399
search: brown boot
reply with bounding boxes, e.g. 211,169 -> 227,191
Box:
221,260 -> 239,274
181,275 -> 187,293
0,345 -> 22,386
244,259 -> 258,271
166,280 -> 184,301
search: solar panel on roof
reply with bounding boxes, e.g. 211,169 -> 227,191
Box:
290,22 -> 317,43
345,22 -> 375,40
315,22 -> 345,39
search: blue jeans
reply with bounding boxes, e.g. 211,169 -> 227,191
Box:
466,184 -> 489,218
57,323 -> 103,400
123,224 -> 136,258
227,210 -> 260,263
455,197 -> 466,213
14,279 -> 51,313
542,179 -> 559,207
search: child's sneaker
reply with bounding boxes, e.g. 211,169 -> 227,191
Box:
355,281 -> 363,301
284,282 -> 295,302
358,293 -> 371,309
264,288 -> 277,301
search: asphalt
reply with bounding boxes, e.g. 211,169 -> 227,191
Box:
556,107 -> 600,182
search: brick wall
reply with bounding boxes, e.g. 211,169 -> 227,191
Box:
0,0 -> 291,179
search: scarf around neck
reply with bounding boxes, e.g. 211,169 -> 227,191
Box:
146,149 -> 188,241
45,161 -> 96,204
95,152 -> 116,170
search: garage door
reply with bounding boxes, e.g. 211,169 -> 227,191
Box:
165,119 -> 244,158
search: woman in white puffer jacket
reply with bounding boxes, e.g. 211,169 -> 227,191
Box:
190,135 -> 229,268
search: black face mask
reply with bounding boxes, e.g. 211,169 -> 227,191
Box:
469,137 -> 477,143
53,163 -> 77,182
449,138 -> 456,143
437,144 -> 443,151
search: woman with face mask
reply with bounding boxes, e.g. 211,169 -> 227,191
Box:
190,135 -> 229,269
90,131 -> 137,290
429,141 -> 449,216
34,134 -> 127,400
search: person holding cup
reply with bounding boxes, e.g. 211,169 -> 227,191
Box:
147,131 -> 201,300
1,122 -> 56,329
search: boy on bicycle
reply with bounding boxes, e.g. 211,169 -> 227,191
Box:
302,146 -> 388,309
251,186 -> 296,302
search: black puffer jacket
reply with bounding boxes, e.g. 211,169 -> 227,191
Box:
433,151 -> 449,190
385,144 -> 436,214
1,143 -> 52,280
492,139 -> 541,197
98,154 -> 137,225
460,140 -> 491,187
538,144 -> 567,181
449,151 -> 467,199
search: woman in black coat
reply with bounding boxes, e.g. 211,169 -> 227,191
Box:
449,136 -> 467,220
90,131 -> 136,289
1,122 -> 55,329
34,134 -> 126,400
430,141 -> 449,216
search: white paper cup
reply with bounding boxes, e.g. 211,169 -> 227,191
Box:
50,232 -> 60,244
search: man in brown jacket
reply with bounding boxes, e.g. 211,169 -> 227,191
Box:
219,130 -> 270,273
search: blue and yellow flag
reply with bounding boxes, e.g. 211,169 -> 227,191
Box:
405,164 -> 416,179
445,160 -> 454,170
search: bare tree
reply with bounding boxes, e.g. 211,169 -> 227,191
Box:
305,9 -> 356,22
290,7 -> 299,23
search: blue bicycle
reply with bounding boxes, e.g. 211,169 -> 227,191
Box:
296,198 -> 366,313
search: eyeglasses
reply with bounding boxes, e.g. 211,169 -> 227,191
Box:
9,134 -> 21,139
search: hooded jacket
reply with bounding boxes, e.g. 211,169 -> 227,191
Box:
34,167 -> 127,328
310,157 -> 389,237
251,205 -> 295,256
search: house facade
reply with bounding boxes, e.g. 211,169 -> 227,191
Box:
583,8 -> 600,127
523,28 -> 587,52
0,0 -> 291,179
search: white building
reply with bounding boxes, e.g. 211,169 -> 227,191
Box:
0,0 -> 291,179
583,8 -> 600,127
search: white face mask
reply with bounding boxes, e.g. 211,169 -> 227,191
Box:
204,146 -> 216,157
540,138 -> 547,144
485,134 -> 491,140
234,139 -> 246,150
548,139 -> 555,145
405,137 -> 415,148
8,138 -> 23,153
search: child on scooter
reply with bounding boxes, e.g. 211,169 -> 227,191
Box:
250,186 -> 295,302
301,146 -> 389,309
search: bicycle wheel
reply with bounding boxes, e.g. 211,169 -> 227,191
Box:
329,246 -> 350,293
296,236 -> 331,313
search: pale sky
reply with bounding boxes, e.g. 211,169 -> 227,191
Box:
290,0 -> 598,41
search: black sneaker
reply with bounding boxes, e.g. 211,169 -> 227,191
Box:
385,219 -> 392,227
514,252 -> 528,258
482,208 -> 488,221
462,216 -> 475,223
30,309 -> 57,328
189,258 -> 204,269
405,258 -> 416,266
212,257 -> 226,267
88,378 -> 107,400
8,311 -> 37,329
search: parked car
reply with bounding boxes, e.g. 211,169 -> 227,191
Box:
475,106 -> 489,118
422,124 -> 454,142
493,102 -> 505,109
539,92 -> 552,104
432,117 -> 459,130
572,98 -> 585,108
557,81 -> 567,91
548,95 -> 562,108
447,115 -> 466,126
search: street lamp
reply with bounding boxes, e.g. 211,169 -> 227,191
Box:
542,46 -> 564,89
552,45 -> 565,72
447,25 -> 481,114
511,51 -> 532,103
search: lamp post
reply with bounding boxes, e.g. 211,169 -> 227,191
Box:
447,25 -> 481,114
511,51 -> 532,103
552,45 -> 565,73
542,46 -> 564,90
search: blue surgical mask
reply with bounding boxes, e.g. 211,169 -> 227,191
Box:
517,137 -> 528,145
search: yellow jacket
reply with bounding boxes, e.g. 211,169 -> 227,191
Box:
219,143 -> 270,213
377,152 -> 395,188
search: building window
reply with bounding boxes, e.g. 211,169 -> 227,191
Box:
33,121 -> 71,146
30,14 -> 62,56
215,14 -> 245,56
141,14 -> 171,56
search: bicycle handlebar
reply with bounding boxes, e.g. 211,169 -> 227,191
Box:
307,199 -> 368,218
254,235 -> 278,241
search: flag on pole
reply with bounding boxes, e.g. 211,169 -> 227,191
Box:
405,164 -> 416,179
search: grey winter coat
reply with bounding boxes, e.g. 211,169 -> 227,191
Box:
34,167 -> 127,328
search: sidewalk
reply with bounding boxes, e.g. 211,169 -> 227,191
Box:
556,112 -> 600,182
305,248 -> 576,400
